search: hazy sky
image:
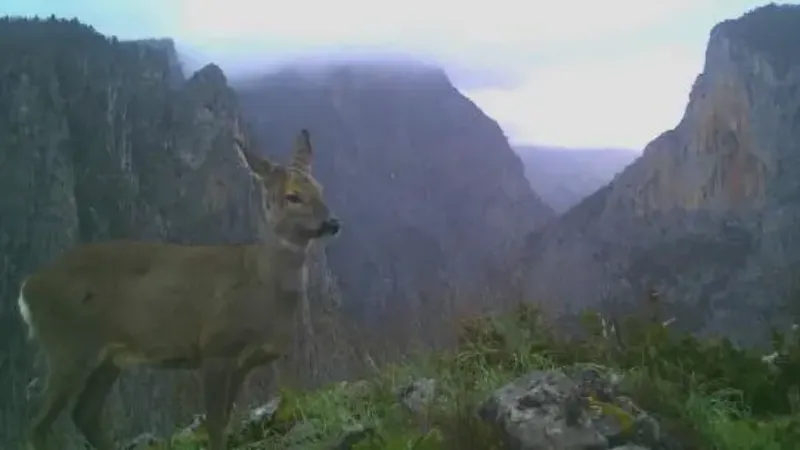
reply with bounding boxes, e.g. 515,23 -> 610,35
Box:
4,0 -> 776,149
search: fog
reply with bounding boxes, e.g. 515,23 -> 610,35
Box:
4,0 -> 766,148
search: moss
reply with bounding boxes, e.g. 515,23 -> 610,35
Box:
587,395 -> 635,433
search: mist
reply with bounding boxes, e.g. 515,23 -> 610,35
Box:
4,0 -> 767,148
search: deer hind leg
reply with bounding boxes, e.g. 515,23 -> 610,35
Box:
201,359 -> 248,450
28,350 -> 96,450
71,359 -> 120,450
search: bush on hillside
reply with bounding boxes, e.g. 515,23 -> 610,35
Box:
436,300 -> 800,449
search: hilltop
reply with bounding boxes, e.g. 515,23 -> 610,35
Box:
139,305 -> 800,450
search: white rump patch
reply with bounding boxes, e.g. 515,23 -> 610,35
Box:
17,280 -> 35,339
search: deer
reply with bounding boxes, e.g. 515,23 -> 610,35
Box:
17,129 -> 340,450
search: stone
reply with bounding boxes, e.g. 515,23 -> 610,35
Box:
479,367 -> 681,450
397,377 -> 437,414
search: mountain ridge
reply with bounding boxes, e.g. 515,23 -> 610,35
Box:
521,3 -> 800,345
234,61 -> 554,325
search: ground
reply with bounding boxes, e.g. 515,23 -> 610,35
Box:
145,304 -> 799,450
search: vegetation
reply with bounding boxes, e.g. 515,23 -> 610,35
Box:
153,303 -> 799,450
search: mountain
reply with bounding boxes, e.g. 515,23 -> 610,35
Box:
521,3 -> 800,345
234,63 -> 554,328
515,145 -> 639,213
0,17 -> 343,447
0,17 -> 555,446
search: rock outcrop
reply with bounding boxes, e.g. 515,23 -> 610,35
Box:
0,17 -> 341,447
143,367 -> 681,450
479,367 -> 680,450
235,63 -> 554,326
522,4 -> 800,344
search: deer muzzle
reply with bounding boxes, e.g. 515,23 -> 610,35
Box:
317,217 -> 341,237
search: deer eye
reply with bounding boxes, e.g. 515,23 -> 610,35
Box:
285,193 -> 302,204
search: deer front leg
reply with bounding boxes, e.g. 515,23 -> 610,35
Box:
202,358 -> 247,450
226,367 -> 248,417
71,359 -> 120,450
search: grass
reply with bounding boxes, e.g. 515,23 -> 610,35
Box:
159,304 -> 800,450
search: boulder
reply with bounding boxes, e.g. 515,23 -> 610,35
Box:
479,366 -> 679,450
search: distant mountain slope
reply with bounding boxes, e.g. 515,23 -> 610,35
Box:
234,62 -> 554,324
521,3 -> 800,344
515,146 -> 639,212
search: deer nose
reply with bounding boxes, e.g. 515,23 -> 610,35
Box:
321,217 -> 341,236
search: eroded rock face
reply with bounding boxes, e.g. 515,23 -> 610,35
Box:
479,367 -> 678,450
522,4 -> 800,344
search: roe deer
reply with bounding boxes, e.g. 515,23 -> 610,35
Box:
18,129 -> 340,450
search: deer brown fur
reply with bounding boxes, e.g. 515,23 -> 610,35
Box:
17,129 -> 340,450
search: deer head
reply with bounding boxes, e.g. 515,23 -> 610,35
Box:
237,129 -> 340,249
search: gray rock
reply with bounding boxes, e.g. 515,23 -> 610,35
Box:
176,414 -> 205,438
123,432 -> 161,450
247,397 -> 283,426
329,423 -> 380,450
397,377 -> 437,414
479,367 -> 679,450
234,396 -> 284,442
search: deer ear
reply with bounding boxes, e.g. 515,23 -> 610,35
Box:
235,137 -> 279,181
290,129 -> 313,172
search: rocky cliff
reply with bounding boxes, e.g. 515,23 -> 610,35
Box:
515,145 -> 639,213
235,63 -> 554,327
0,17 -> 342,447
522,3 -> 800,344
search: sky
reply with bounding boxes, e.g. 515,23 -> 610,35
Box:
2,0 -> 781,150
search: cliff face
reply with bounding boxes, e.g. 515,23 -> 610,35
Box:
0,18 -> 341,446
235,63 -> 554,324
523,4 -> 800,343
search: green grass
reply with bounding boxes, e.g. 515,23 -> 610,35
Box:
161,304 -> 800,450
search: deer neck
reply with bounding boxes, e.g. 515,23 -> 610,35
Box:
247,238 -> 310,296
276,236 -> 310,255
